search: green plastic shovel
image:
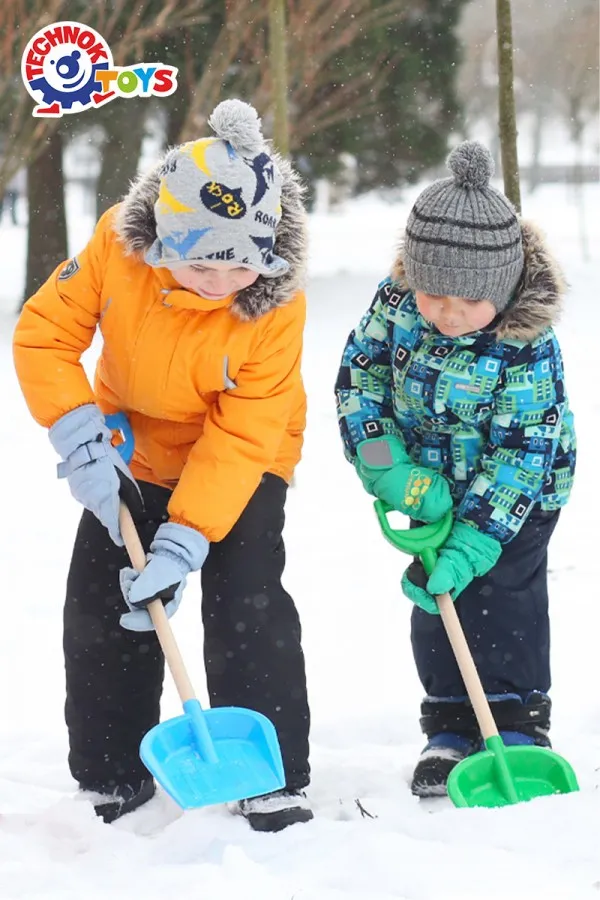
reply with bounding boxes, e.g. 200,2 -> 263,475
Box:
374,500 -> 579,809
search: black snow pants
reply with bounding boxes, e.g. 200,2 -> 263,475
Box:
63,474 -> 310,793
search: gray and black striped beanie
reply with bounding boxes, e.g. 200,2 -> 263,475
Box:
404,141 -> 524,310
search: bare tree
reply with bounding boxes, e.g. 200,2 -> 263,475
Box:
180,0 -> 413,151
457,0 -> 599,199
25,128 -> 67,302
496,0 -> 520,211
551,2 -> 599,148
275,0 -> 411,149
178,0 -> 261,142
0,0 -> 67,190
0,0 -> 207,193
551,1 -> 599,259
269,0 -> 290,156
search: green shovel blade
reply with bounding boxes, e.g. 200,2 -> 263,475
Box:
447,735 -> 579,808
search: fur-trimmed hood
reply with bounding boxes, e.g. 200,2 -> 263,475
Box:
391,219 -> 567,342
113,150 -> 308,322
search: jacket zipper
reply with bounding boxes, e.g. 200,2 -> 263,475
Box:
127,297 -> 158,406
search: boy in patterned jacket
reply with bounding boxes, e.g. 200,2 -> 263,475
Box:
335,141 -> 576,797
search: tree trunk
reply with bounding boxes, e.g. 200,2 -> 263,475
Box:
166,96 -> 189,148
570,102 -> 589,262
269,0 -> 290,157
528,105 -> 545,194
96,99 -> 148,218
23,128 -> 67,310
496,0 -> 521,212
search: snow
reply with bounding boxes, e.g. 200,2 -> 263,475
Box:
1,179 -> 600,899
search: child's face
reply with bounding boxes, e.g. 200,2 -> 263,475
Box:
167,261 -> 259,300
415,291 -> 497,337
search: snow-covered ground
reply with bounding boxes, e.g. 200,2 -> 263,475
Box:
1,180 -> 599,899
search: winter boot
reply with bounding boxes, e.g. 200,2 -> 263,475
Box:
412,692 -> 552,797
237,788 -> 313,832
411,732 -> 479,797
82,778 -> 156,824
497,729 -> 551,748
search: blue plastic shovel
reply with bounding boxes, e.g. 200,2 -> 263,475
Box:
119,504 -> 285,809
113,424 -> 285,810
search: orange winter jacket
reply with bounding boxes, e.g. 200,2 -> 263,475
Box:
13,158 -> 308,542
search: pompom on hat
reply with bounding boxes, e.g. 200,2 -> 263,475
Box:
403,141 -> 524,311
145,99 -> 288,277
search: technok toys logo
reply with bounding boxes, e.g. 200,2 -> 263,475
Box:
21,21 -> 177,117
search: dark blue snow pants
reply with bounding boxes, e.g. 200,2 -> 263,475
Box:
411,508 -> 560,702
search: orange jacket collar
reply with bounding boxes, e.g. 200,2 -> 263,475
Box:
154,266 -> 234,311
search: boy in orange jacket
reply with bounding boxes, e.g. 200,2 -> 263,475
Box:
13,100 -> 312,832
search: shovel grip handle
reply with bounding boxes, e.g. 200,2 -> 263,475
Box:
119,503 -> 197,705
436,593 -> 499,742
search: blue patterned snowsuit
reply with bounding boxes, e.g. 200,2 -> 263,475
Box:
335,220 -> 575,732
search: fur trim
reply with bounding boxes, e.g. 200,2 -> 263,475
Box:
113,150 -> 308,321
391,219 -> 567,342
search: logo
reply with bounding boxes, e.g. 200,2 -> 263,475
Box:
200,182 -> 247,219
21,21 -> 177,117
58,257 -> 80,280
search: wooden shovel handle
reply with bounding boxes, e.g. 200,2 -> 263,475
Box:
436,592 -> 499,742
119,502 -> 197,705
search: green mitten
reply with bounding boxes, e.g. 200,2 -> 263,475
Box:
401,521 -> 502,614
356,436 -> 453,524
355,435 -> 411,493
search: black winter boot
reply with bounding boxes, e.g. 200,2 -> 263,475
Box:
237,788 -> 313,832
82,779 -> 156,824
412,692 -> 552,797
411,733 -> 479,797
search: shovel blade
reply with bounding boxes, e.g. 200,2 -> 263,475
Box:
140,706 -> 285,809
447,744 -> 579,808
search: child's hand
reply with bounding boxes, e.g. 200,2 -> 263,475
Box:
373,464 -> 453,523
119,522 -> 209,631
355,436 -> 453,523
49,403 -> 143,546
401,521 -> 502,614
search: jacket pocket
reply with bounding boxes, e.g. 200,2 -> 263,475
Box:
222,355 -> 237,390
183,351 -> 235,398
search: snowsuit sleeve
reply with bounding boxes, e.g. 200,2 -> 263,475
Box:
457,332 -> 572,543
335,279 -> 402,461
167,295 -> 306,542
13,210 -> 113,427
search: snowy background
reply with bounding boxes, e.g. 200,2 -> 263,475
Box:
1,177 -> 599,898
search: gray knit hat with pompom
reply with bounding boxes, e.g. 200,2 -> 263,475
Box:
403,141 -> 524,310
145,99 -> 288,277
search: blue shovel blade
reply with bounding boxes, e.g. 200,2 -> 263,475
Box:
140,702 -> 285,809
